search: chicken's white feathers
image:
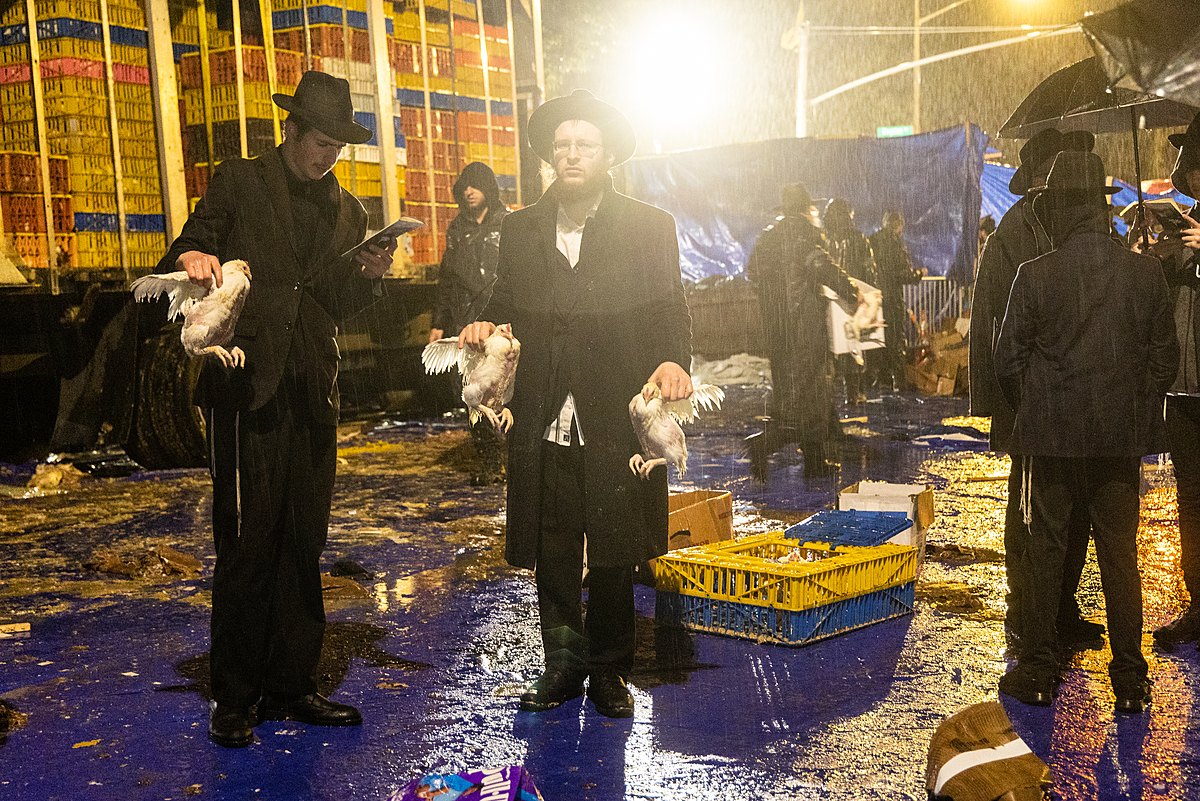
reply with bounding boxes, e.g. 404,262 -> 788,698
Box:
130,259 -> 252,367
628,380 -> 724,480
421,323 -> 520,432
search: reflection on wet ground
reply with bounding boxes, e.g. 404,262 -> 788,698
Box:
1,388 -> 1198,799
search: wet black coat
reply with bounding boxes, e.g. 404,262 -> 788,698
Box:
1161,202 -> 1200,396
432,163 -> 508,335
158,147 -> 380,423
969,196 -> 1051,452
482,178 -> 691,570
994,206 -> 1178,458
746,214 -> 856,437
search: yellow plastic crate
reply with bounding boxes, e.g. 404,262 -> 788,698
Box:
654,531 -> 917,612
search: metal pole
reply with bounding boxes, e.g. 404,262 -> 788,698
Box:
796,19 -> 808,138
530,0 -> 545,106
913,0 -> 920,134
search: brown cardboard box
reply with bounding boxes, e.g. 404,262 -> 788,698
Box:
667,489 -> 733,550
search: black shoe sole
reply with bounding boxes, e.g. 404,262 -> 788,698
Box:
1114,698 -> 1150,714
518,687 -> 583,713
258,711 -> 362,727
590,701 -> 634,719
1000,689 -> 1055,707
209,729 -> 253,747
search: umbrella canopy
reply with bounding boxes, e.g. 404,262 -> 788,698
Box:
1083,0 -> 1200,108
999,56 -> 1194,139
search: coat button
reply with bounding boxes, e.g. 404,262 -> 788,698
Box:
284,322 -> 292,331
294,283 -> 300,291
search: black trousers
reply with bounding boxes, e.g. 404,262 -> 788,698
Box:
1003,460 -> 1091,634
206,375 -> 337,707
1166,395 -> 1200,602
1019,455 -> 1146,689
535,442 -> 635,677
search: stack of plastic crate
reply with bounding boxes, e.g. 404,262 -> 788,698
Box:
451,18 -> 517,204
0,0 -> 166,274
0,152 -> 74,270
654,510 -> 919,646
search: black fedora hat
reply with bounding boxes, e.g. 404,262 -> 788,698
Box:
273,70 -> 372,145
527,89 -> 636,166
774,183 -> 813,216
1008,128 -> 1096,195
1169,111 -> 1200,197
1168,110 -> 1200,149
1030,150 -> 1120,203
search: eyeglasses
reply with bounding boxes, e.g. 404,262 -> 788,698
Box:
552,139 -> 602,158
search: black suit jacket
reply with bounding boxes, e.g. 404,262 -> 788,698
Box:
158,147 -> 381,421
482,178 -> 692,569
994,224 -> 1178,458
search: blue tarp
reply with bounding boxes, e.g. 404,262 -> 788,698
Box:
625,125 -> 988,284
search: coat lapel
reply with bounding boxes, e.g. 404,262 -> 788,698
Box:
257,149 -> 302,271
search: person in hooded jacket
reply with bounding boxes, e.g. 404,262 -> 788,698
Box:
1141,112 -> 1200,649
969,128 -> 1106,655
745,184 -> 860,480
994,150 -> 1178,713
430,161 -> 509,484
868,209 -> 924,393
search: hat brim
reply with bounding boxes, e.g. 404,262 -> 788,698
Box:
1029,184 -> 1122,198
527,93 -> 636,166
1169,132 -> 1200,149
274,94 -> 374,145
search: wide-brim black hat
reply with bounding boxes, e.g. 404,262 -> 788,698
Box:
527,89 -> 636,166
274,70 -> 372,145
1009,128 -> 1096,195
1169,110 -> 1200,149
1029,150 -> 1121,202
1169,111 -> 1200,197
773,183 -> 813,215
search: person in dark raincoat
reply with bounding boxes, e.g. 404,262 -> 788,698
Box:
430,161 -> 509,484
158,72 -> 395,747
994,150 -> 1177,713
458,90 -> 692,719
744,184 -> 859,480
868,209 -> 924,392
823,198 -> 876,403
1142,111 -> 1200,649
969,128 -> 1106,655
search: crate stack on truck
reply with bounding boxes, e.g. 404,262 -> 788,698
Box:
0,0 -> 519,283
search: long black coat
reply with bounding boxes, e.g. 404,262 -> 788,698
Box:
969,196 -> 1051,452
994,206 -> 1178,458
746,213 -> 856,438
482,178 -> 692,570
157,147 -> 381,422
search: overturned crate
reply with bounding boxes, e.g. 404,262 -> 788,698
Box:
655,511 -> 918,646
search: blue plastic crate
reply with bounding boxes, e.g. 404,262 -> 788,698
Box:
495,174 -> 516,191
655,582 -> 915,647
784,510 -> 911,549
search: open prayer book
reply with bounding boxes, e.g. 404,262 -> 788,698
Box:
341,216 -> 425,260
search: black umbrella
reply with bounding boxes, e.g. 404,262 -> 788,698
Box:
998,56 -> 1194,241
1082,0 -> 1200,109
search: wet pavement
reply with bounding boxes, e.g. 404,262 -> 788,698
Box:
1,387 -> 1198,800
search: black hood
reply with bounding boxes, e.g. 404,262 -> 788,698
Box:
453,161 -> 501,212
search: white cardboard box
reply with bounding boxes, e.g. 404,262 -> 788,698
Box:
838,480 -> 935,574
823,279 -> 886,356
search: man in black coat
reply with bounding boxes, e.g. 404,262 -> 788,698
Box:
458,91 -> 692,719
868,209 -> 924,392
158,71 -> 395,746
994,150 -> 1178,713
969,128 -> 1104,654
430,161 -> 508,483
744,184 -> 859,480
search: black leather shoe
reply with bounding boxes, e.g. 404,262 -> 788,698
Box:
257,693 -> 362,727
744,432 -> 772,483
518,668 -> 585,712
209,701 -> 254,748
588,670 -> 634,719
998,668 -> 1057,707
1058,615 -> 1106,650
1114,679 -> 1152,714
1153,607 -> 1200,649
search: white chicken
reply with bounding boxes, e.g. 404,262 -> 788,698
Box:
628,381 -> 724,480
423,323 -> 521,433
130,259 -> 252,369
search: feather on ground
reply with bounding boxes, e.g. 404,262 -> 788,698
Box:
130,259 -> 252,368
422,323 -> 521,433
628,381 -> 724,479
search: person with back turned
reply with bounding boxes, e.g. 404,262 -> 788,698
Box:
994,150 -> 1177,713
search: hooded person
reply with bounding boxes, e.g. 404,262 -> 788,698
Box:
456,89 -> 693,719
993,149 -> 1177,712
744,183 -> 860,480
1144,111 -> 1200,648
429,161 -> 509,483
968,126 -> 1106,657
823,197 -> 877,403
